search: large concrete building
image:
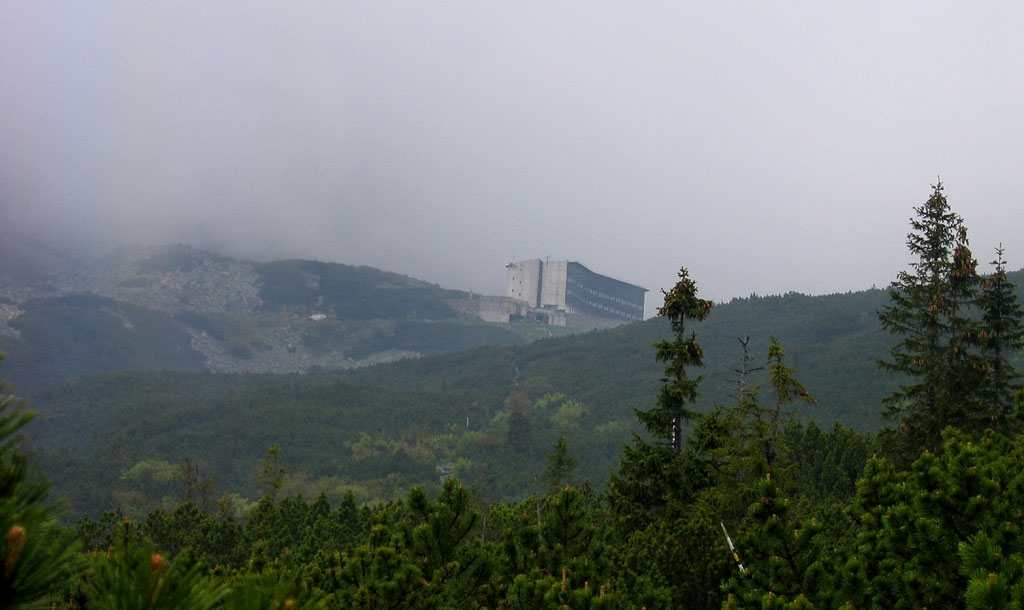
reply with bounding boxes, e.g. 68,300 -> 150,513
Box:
505,259 -> 646,326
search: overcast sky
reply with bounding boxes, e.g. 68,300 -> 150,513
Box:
3,3 -> 1023,315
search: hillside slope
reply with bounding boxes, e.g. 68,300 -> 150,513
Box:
6,238 -> 1023,514
0,244 -> 553,393
27,284 -> 939,516
342,288 -> 903,431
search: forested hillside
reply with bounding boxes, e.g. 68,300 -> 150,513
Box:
11,238 -> 1024,608
343,287 -> 906,431
0,244 -> 560,393
10,196 -> 1024,608
8,231 -> 1021,521
26,283 -> 929,519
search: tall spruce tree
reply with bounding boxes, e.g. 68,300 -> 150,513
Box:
878,182 -> 987,451
609,267 -> 712,521
644,267 -> 714,455
975,245 -> 1024,424
542,436 -> 579,493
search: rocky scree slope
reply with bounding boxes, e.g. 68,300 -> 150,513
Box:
0,243 -> 519,390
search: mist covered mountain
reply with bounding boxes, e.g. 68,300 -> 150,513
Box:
7,236 -> 1023,514
24,267 -> 906,515
0,241 -> 562,393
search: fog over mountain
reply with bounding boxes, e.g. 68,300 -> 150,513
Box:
3,3 -> 1024,314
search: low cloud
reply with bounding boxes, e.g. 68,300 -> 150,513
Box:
3,3 -> 1023,309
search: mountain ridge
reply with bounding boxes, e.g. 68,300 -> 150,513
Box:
7,238 -> 1022,514
0,241 -> 572,392
3,238 -> 1020,398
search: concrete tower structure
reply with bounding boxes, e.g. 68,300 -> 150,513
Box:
506,258 -> 543,307
505,259 -> 646,325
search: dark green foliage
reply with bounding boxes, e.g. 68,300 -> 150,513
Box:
723,476 -> 832,609
542,436 -> 579,493
717,422 -> 1024,610
254,259 -> 464,320
834,429 -> 1024,609
610,498 -> 728,610
74,508 -> 132,553
605,268 -> 865,610
142,502 -> 246,570
976,245 -> 1024,418
7,223 -> 1024,609
406,479 -> 492,608
762,339 -> 816,464
878,183 -> 1024,454
0,360 -> 81,609
493,483 -> 621,610
256,445 -> 287,499
782,421 -> 871,506
502,571 -> 620,610
78,524 -> 228,610
701,289 -> 903,431
605,270 -> 743,610
220,567 -> 328,610
243,492 -> 369,568
718,338 -> 816,492
19,275 -> 957,516
505,393 -> 533,454
30,372 -> 464,515
646,267 -> 714,453
0,294 -> 205,393
344,319 -> 526,359
332,522 -> 429,610
5,229 -> 1020,610
609,268 -> 713,523
345,285 -> 913,439
321,479 -> 493,609
301,317 -> 527,360
878,183 -> 972,445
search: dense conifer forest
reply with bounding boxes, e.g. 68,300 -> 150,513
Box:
27,288 -> 907,519
4,185 -> 1024,608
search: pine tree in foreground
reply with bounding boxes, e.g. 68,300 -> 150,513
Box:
0,354 -> 82,609
81,524 -> 227,610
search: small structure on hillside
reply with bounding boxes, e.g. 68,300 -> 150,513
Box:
453,259 -> 646,329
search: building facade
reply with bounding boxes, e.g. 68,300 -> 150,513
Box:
505,259 -> 646,325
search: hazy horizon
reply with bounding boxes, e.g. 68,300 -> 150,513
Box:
4,3 -> 1024,315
